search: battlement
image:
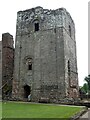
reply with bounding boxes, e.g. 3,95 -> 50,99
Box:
16,6 -> 75,40
17,6 -> 74,24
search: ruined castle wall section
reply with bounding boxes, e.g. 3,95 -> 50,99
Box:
2,33 -> 14,99
62,11 -> 79,98
62,10 -> 75,41
2,33 -> 14,84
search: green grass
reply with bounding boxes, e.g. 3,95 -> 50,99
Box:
0,102 -> 2,119
2,101 -> 82,118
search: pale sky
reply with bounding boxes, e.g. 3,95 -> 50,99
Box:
0,0 -> 88,86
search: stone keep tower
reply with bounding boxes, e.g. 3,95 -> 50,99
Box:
12,6 -> 79,102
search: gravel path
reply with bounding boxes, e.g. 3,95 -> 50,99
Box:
79,108 -> 90,119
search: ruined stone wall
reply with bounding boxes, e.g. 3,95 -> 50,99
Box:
13,6 -> 79,102
2,33 -> 14,99
62,11 -> 79,98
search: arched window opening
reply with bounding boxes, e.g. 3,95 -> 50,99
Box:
35,23 -> 39,31
28,58 -> 32,70
28,63 -> 32,70
69,25 -> 71,37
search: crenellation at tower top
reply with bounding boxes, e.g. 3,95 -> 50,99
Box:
16,7 -> 75,41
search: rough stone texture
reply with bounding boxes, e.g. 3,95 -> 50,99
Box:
2,33 -> 14,99
12,6 -> 79,103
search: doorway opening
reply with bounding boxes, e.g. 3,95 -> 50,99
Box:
24,85 -> 31,98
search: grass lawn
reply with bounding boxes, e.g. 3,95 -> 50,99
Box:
0,102 -> 2,119
2,101 -> 83,119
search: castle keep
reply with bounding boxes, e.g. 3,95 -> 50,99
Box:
12,6 -> 79,102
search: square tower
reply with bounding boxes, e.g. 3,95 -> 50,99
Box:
12,7 -> 79,102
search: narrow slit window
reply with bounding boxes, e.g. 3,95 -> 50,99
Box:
28,64 -> 32,70
68,60 -> 70,76
69,25 -> 71,37
35,23 -> 39,31
68,60 -> 71,86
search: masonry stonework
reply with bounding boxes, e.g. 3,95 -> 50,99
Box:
12,6 -> 79,103
2,33 -> 14,99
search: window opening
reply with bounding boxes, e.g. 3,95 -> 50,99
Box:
35,23 -> 39,31
68,60 -> 71,86
69,25 -> 71,37
68,60 -> 70,74
28,64 -> 32,70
